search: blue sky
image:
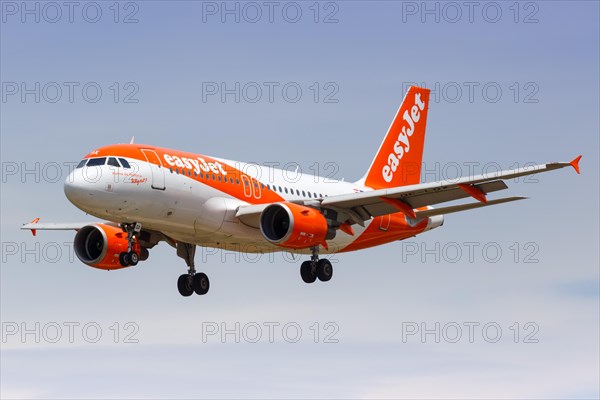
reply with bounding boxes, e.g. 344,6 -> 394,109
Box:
1,1 -> 598,398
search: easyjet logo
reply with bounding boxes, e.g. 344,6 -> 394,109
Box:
163,154 -> 227,176
382,92 -> 426,183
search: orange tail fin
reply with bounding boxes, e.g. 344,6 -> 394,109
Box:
360,86 -> 430,189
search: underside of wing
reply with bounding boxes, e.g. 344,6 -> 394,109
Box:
322,156 -> 581,224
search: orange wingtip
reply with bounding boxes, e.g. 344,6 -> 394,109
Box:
29,218 -> 40,236
570,155 -> 582,174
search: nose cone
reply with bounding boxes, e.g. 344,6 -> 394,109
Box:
64,170 -> 87,206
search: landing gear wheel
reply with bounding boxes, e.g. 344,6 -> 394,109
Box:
127,251 -> 139,266
177,274 -> 194,297
317,259 -> 333,282
119,252 -> 130,267
193,273 -> 210,295
300,261 -> 317,284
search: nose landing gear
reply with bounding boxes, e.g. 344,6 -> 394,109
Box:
119,222 -> 142,267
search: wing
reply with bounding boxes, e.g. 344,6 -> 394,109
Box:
20,219 -> 115,236
236,156 -> 581,227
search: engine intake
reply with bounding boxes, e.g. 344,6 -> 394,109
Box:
260,203 -> 329,249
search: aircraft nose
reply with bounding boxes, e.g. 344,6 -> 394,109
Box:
64,171 -> 78,203
64,169 -> 86,204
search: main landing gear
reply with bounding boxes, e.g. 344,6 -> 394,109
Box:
300,246 -> 333,284
119,222 -> 142,267
176,242 -> 210,297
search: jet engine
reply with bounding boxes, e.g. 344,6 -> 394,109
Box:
259,202 -> 331,249
73,224 -> 139,270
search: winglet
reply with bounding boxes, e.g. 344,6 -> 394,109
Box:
569,155 -> 582,174
27,217 -> 40,236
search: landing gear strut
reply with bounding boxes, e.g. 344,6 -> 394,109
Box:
119,222 -> 141,267
300,246 -> 333,284
176,242 -> 209,297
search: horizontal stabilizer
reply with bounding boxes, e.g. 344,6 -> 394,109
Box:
415,196 -> 527,218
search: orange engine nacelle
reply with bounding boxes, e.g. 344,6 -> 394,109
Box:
73,224 -> 138,270
259,202 -> 329,249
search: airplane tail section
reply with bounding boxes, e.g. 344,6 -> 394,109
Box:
360,86 -> 430,189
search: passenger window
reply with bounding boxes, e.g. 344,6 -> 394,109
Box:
76,160 -> 87,169
169,167 -> 173,173
107,157 -> 120,167
302,190 -> 306,197
230,178 -> 233,184
296,189 -> 300,195
284,187 -> 288,194
218,176 -> 222,181
86,157 -> 106,167
307,192 -> 312,198
118,158 -> 131,169
236,179 -> 240,185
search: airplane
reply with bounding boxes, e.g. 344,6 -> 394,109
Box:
21,86 -> 582,297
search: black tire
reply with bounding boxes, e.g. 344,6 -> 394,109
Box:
317,259 -> 333,282
177,274 -> 194,297
127,251 -> 139,266
300,261 -> 317,284
119,252 -> 129,267
193,273 -> 210,295
139,247 -> 150,261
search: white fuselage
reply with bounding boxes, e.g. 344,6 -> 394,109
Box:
65,152 -> 375,254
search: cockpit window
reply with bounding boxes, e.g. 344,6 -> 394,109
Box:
107,157 -> 120,167
86,157 -> 106,167
76,160 -> 87,169
118,158 -> 131,169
